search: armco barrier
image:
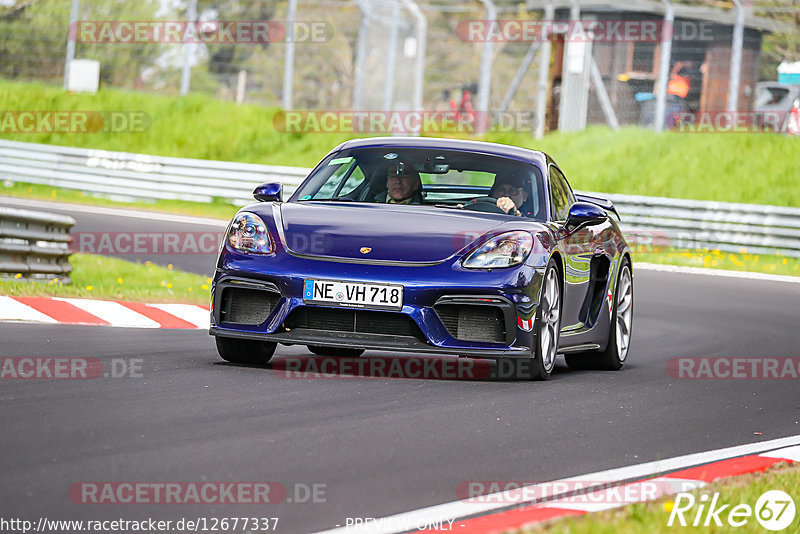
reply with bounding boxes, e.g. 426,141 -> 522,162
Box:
2,139 -> 799,258
0,206 -> 75,282
594,192 -> 800,259
0,138 -> 308,205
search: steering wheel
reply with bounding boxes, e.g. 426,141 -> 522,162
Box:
461,196 -> 506,214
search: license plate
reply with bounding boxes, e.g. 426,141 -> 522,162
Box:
303,279 -> 403,310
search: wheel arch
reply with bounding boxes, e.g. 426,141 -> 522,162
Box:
549,250 -> 565,288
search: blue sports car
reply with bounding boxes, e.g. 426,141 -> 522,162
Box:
210,137 -> 633,380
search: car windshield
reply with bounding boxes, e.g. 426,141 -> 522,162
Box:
291,147 -> 546,220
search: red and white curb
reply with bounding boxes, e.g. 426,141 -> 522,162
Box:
0,296 -> 209,329
316,435 -> 800,534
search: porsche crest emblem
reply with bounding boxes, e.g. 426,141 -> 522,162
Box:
360,247 -> 372,254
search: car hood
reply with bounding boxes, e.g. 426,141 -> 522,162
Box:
270,202 -> 520,264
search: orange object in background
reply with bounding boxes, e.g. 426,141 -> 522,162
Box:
667,75 -> 690,98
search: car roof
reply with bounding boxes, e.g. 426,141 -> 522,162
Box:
333,137 -> 549,166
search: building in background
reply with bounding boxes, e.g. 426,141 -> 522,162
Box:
544,0 -> 785,131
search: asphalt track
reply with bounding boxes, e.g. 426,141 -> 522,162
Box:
1,198 -> 799,533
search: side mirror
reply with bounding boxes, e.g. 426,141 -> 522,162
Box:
253,182 -> 283,202
565,201 -> 607,229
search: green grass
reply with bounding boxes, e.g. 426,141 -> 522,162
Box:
0,79 -> 351,167
487,127 -> 800,207
2,80 -> 799,282
0,253 -> 211,305
2,80 -> 799,206
633,247 -> 800,277
521,462 -> 800,534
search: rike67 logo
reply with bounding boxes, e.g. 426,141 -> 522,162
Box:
667,490 -> 796,531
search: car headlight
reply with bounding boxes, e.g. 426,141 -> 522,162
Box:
227,212 -> 272,253
462,231 -> 533,269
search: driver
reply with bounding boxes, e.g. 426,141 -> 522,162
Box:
489,175 -> 528,216
379,164 -> 423,204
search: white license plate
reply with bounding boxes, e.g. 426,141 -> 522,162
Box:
303,279 -> 403,310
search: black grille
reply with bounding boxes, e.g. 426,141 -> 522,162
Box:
434,304 -> 506,343
220,288 -> 279,325
287,307 -> 422,338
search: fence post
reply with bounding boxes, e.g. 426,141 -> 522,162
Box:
179,0 -> 198,96
727,0 -> 745,112
383,0 -> 401,111
476,0 -> 497,133
236,70 -> 247,105
654,0 -> 674,133
534,1 -> 555,139
353,0 -> 371,111
283,0 -> 298,110
558,0 -> 592,133
63,0 -> 80,90
400,0 -> 427,124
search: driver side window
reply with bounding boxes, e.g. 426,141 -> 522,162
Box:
549,165 -> 574,221
312,159 -> 365,199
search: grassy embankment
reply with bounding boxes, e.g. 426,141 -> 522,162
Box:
520,462 -> 799,534
0,254 -> 211,305
1,80 -> 798,298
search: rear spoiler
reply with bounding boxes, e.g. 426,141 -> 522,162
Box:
575,193 -> 620,220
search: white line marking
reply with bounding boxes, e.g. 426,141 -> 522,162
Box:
149,304 -> 209,329
544,500 -> 620,513
0,196 -> 228,227
313,434 -> 800,534
544,478 -> 706,513
761,444 -> 800,463
55,298 -> 161,328
0,296 -> 57,323
636,262 -> 800,284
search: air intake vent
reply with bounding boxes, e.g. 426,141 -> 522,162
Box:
434,304 -> 506,343
287,307 -> 422,339
220,287 -> 279,325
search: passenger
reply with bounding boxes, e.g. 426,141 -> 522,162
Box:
489,176 -> 529,216
380,164 -> 423,204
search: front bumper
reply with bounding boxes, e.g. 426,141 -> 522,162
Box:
210,251 -> 545,358
209,327 -> 529,358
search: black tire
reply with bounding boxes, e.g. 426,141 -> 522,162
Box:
505,258 -> 562,381
215,337 -> 277,365
308,345 -> 365,357
565,258 -> 633,371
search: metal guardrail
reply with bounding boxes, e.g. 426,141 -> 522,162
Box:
592,192 -> 800,259
2,139 -> 799,259
0,206 -> 75,282
0,139 -> 308,205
